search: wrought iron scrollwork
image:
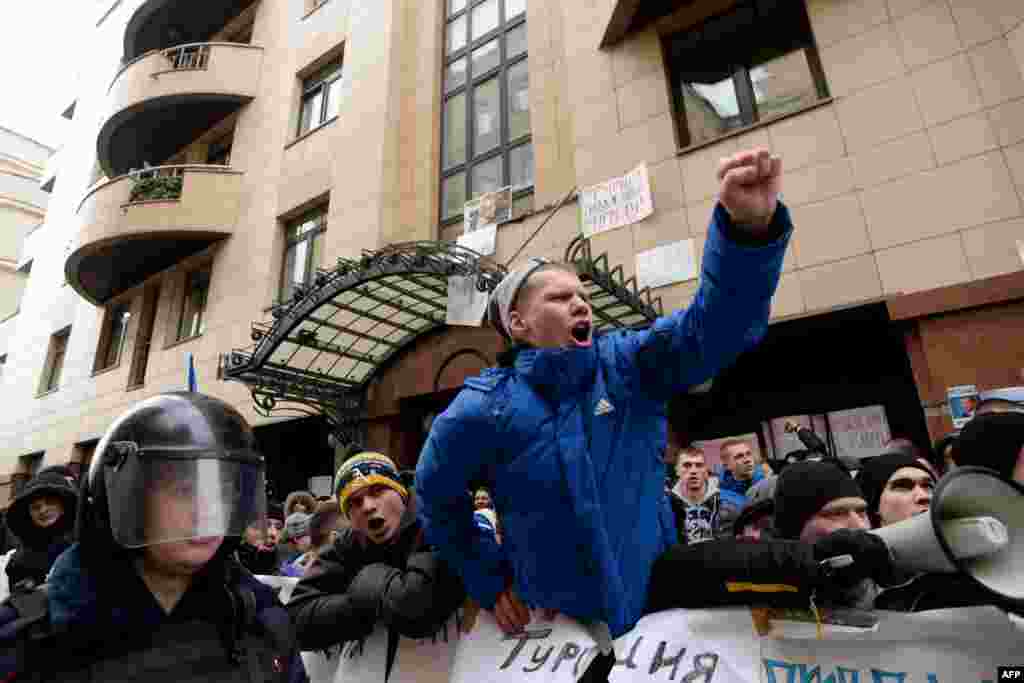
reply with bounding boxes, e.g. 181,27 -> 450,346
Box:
223,241 -> 509,435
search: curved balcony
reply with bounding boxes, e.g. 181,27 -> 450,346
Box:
66,165 -> 243,305
98,42 -> 263,177
123,0 -> 259,62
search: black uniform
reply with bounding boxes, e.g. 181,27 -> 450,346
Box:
2,544 -> 296,682
0,392 -> 301,682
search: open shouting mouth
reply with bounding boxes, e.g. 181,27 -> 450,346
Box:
570,321 -> 592,347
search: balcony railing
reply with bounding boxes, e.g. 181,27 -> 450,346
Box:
69,163 -> 243,304
163,43 -> 210,71
99,42 -> 263,177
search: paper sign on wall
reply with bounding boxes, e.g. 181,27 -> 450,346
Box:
635,239 -> 696,290
458,187 -> 511,257
456,224 -> 497,256
948,384 -> 979,428
579,164 -> 654,238
827,405 -> 891,460
446,275 -> 489,327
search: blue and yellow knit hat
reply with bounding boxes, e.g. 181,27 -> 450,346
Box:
335,452 -> 409,515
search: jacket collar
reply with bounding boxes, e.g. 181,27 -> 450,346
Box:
48,543 -> 279,629
499,343 -> 598,401
672,481 -> 714,504
721,467 -> 764,494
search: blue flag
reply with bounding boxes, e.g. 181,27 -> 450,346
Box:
187,352 -> 198,392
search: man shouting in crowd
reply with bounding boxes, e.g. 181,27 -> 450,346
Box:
416,149 -> 792,681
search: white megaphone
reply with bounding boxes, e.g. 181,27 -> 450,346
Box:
869,466 -> 1024,602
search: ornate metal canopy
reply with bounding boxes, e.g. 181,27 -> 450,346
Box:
564,234 -> 664,331
221,236 -> 665,442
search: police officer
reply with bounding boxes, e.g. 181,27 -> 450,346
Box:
0,392 -> 299,681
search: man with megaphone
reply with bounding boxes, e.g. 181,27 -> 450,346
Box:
647,461 -> 895,613
647,458 -> 1024,616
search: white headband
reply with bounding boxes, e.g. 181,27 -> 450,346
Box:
487,258 -> 551,340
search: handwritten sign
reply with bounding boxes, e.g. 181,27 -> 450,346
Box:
579,164 -> 654,238
391,613 -> 466,683
827,406 -> 891,461
451,610 -> 598,683
256,572 -> 1021,683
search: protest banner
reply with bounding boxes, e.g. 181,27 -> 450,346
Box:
579,164 -> 654,238
448,608 -> 1021,683
256,573 -> 1022,683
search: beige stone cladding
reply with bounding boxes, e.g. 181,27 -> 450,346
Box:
4,0 -> 1024,475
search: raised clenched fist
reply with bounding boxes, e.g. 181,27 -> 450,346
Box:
718,148 -> 782,233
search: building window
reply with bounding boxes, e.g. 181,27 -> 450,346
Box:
40,327 -> 70,394
177,267 -> 211,341
297,59 -> 344,137
206,135 -> 233,166
281,207 -> 327,302
664,0 -> 829,149
94,302 -> 131,373
441,0 -> 532,223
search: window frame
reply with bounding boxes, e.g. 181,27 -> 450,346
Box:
39,327 -> 71,395
176,267 -> 212,343
440,0 -> 532,226
297,59 -> 344,138
664,0 -> 830,151
280,206 -> 328,303
93,300 -> 132,374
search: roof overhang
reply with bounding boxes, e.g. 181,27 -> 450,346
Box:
221,236 -> 665,441
600,0 -> 694,47
123,0 -> 259,61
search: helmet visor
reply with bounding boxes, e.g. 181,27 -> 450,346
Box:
106,452 -> 267,548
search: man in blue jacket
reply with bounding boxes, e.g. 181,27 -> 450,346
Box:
718,437 -> 766,500
416,148 -> 792,679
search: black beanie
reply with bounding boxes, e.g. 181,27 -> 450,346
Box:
955,412 -> 1024,480
773,461 -> 864,540
857,453 -> 934,521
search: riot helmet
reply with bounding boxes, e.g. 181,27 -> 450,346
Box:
79,392 -> 267,555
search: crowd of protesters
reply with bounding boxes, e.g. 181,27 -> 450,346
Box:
0,147 -> 1021,681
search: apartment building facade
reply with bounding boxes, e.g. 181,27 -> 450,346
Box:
2,0 -> 1023,497
0,126 -> 52,363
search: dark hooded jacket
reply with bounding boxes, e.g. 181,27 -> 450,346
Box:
0,543 -> 299,682
5,468 -> 78,589
287,495 -> 465,652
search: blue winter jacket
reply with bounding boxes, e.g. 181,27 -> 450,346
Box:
416,202 -> 792,638
719,466 -> 766,500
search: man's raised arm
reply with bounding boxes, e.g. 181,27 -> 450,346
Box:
620,149 -> 792,400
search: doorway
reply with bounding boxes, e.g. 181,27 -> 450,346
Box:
253,416 -> 335,504
668,302 -> 928,454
